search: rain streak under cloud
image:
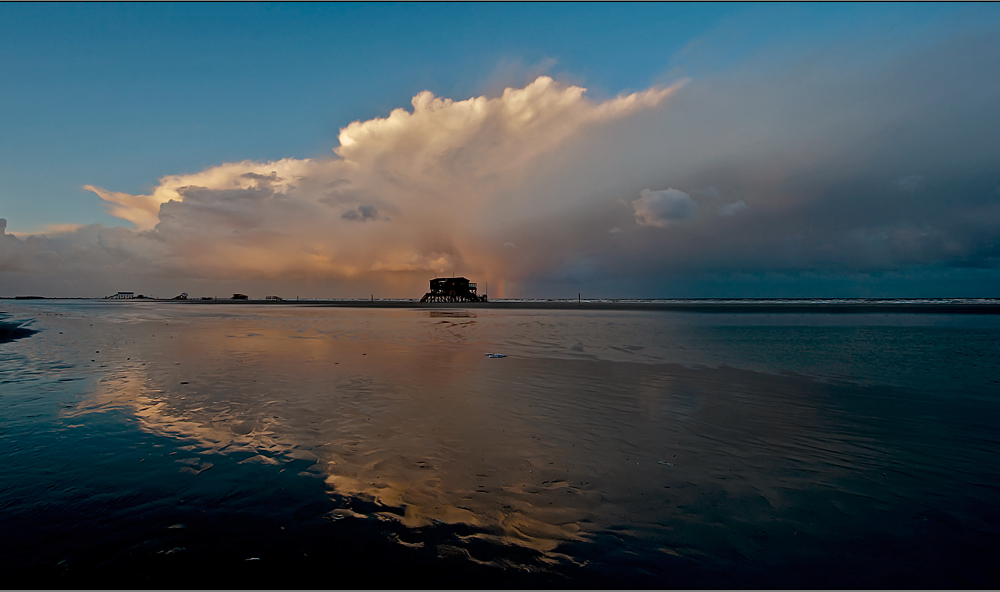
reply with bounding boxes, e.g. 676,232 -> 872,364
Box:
2,8 -> 1000,298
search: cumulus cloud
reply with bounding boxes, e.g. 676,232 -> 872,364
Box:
334,76 -> 680,178
719,200 -> 749,216
1,76 -> 682,296
83,159 -> 314,231
631,189 -> 697,227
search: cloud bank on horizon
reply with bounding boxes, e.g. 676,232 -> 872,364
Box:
3,23 -> 1000,297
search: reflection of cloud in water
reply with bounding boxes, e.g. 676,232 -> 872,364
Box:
428,311 -> 476,318
70,310 -> 595,561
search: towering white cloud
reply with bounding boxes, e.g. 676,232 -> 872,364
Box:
1,76 -> 681,296
335,77 -> 677,176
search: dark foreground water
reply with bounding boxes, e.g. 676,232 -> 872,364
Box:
1,301 -> 998,588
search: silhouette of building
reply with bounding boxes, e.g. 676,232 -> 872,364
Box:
419,277 -> 487,303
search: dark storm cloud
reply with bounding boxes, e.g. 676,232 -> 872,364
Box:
518,24 -> 1000,293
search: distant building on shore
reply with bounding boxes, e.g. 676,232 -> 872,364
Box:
232,294 -> 249,300
419,277 -> 487,303
106,291 -> 148,299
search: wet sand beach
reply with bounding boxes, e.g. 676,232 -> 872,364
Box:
1,300 -> 998,587
167,297 -> 1000,315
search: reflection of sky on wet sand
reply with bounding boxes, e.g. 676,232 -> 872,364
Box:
7,301 -> 1000,582
62,307 -> 605,557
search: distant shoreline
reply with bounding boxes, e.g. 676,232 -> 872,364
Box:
3,297 -> 1000,314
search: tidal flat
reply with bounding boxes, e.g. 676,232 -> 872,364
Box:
1,300 -> 998,587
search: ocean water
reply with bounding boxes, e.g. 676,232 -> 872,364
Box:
1,300 -> 998,587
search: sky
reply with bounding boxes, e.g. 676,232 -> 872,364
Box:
2,2 -> 1000,298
